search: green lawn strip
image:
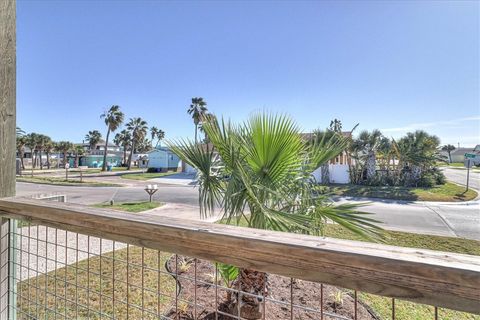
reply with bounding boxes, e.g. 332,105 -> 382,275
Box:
120,171 -> 178,181
94,201 -> 163,213
16,176 -> 121,187
330,182 -> 477,202
18,247 -> 176,319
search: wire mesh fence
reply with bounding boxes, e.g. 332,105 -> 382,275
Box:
7,218 -> 478,320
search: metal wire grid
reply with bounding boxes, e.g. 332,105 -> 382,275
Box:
8,220 -> 444,320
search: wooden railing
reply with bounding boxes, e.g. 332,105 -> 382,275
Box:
0,197 -> 479,318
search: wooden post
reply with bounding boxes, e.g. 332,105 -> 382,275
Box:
0,0 -> 16,319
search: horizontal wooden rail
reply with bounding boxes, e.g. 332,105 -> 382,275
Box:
0,197 -> 479,314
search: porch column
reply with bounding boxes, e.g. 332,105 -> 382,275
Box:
0,0 -> 16,318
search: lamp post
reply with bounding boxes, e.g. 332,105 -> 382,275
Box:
144,184 -> 158,202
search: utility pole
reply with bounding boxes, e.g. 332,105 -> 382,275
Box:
0,1 -> 16,319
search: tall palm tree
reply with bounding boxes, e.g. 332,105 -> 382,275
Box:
126,117 -> 148,170
352,129 -> 383,180
169,113 -> 380,318
73,145 -> 85,168
156,129 -> 165,147
44,140 -> 55,169
187,97 -> 208,143
394,130 -> 441,184
16,127 -> 25,137
150,126 -> 159,145
100,105 -> 124,171
85,130 -> 102,151
57,141 -> 74,167
114,129 -> 131,166
441,144 -> 456,163
25,133 -> 38,169
16,135 -> 27,170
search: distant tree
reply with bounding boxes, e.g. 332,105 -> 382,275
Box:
25,133 -> 39,169
57,141 -> 74,167
16,135 -> 27,170
441,144 -> 456,163
187,97 -> 208,143
329,119 -> 343,132
85,130 -> 102,151
44,139 -> 55,169
16,127 -> 25,137
36,134 -> 51,170
114,129 -> 131,166
150,126 -> 166,148
126,117 -> 148,170
100,105 -> 124,171
73,145 -> 85,168
351,130 -> 383,180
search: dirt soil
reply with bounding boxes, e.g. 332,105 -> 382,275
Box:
165,256 -> 378,320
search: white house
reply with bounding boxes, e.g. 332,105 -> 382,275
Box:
147,147 -> 181,172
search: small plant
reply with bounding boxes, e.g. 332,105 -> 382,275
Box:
178,258 -> 191,273
216,263 -> 239,302
329,290 -> 346,312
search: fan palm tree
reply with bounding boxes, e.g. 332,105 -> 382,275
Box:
114,129 -> 131,166
16,135 -> 27,170
57,141 -> 74,167
85,130 -> 102,151
352,130 -> 383,180
36,134 -> 51,170
441,144 -> 456,163
169,113 -> 380,319
16,127 -> 25,137
394,131 -> 441,184
43,138 -> 54,169
100,105 -> 124,171
150,126 -> 159,145
187,97 -> 208,143
25,133 -> 38,169
73,145 -> 85,168
126,117 -> 148,170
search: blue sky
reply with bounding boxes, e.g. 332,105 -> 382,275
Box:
17,0 -> 479,146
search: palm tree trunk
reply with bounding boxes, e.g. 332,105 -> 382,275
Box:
39,150 -> 43,170
366,152 -> 376,180
123,148 -> 127,166
20,150 -> 25,170
47,153 -> 51,169
102,129 -> 110,171
230,269 -> 266,319
195,124 -> 198,143
127,141 -> 135,170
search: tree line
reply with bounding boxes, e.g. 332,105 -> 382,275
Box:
16,97 -> 212,171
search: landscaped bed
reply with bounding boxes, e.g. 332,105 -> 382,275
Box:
329,182 -> 477,202
165,256 -> 377,319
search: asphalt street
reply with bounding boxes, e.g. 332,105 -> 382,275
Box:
15,172 -> 480,240
442,167 -> 480,191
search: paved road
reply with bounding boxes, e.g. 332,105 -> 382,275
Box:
15,175 -> 480,241
442,167 -> 480,191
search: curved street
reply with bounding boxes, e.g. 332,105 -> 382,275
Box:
15,171 -> 480,241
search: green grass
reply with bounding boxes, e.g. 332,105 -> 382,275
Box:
437,162 -> 465,167
120,171 -> 177,181
18,246 -> 176,319
94,201 -> 163,213
330,182 -> 477,202
217,217 -> 480,320
16,176 -> 121,187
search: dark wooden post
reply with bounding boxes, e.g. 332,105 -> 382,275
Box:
0,0 -> 16,318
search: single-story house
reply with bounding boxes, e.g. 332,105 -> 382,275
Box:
147,147 -> 181,172
440,147 -> 479,163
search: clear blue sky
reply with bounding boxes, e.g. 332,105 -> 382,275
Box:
17,0 -> 479,147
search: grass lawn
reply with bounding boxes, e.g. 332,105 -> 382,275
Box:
16,176 -> 121,187
18,246 -> 176,319
120,171 -> 177,181
330,182 -> 477,202
94,201 -> 163,213
218,217 -> 480,320
437,162 -> 465,167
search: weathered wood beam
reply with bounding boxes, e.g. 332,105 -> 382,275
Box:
0,0 -> 15,319
0,198 -> 479,314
